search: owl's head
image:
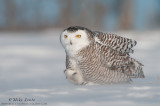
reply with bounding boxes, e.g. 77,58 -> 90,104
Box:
60,26 -> 93,52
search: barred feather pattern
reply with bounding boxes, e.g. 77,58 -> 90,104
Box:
94,31 -> 137,54
76,41 -> 144,85
77,43 -> 126,84
62,26 -> 144,85
66,55 -> 72,69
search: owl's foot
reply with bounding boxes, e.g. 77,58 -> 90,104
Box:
64,69 -> 84,85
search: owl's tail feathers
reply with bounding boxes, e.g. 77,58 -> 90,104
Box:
122,59 -> 145,78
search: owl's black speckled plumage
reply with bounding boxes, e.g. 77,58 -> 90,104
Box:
61,26 -> 144,85
65,26 -> 90,32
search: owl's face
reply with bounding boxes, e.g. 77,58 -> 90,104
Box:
60,29 -> 90,53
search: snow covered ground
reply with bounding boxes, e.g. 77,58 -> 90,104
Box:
0,30 -> 160,106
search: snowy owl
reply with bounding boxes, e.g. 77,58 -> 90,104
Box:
60,26 -> 144,85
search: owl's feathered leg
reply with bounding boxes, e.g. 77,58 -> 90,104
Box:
64,69 -> 85,85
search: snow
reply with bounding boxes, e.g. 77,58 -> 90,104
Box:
0,30 -> 160,106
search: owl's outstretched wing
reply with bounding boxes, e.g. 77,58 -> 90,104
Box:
94,31 -> 137,54
94,32 -> 144,78
95,43 -> 144,78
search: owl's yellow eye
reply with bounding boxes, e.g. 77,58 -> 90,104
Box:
76,35 -> 81,38
64,35 -> 68,38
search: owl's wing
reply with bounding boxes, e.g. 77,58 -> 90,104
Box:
66,55 -> 73,69
94,31 -> 137,54
66,54 -> 78,70
95,38 -> 144,78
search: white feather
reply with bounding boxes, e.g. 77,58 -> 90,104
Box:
60,30 -> 90,58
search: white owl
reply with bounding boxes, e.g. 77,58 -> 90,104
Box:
60,26 -> 144,85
